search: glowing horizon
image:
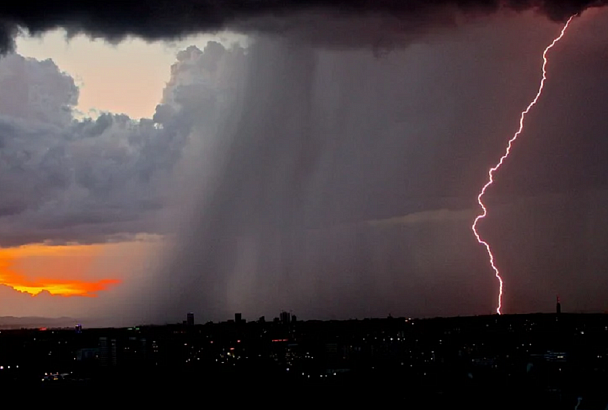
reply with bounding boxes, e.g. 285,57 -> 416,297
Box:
0,243 -> 121,297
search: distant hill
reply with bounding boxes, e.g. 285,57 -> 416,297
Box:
0,316 -> 80,329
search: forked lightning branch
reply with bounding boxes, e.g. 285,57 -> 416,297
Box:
472,16 -> 576,315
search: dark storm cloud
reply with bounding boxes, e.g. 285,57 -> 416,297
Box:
0,0 -> 605,52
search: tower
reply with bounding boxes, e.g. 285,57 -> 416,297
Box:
556,295 -> 561,315
187,312 -> 194,326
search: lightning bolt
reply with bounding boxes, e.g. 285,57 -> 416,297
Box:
472,15 -> 575,315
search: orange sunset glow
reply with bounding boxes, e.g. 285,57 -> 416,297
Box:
0,243 -> 121,297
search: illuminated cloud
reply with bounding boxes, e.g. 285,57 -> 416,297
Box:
0,42 -> 244,247
0,40 -> 245,320
0,244 -> 120,296
5,277 -> 120,297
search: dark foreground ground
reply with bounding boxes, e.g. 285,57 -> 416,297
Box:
3,313 -> 608,408
10,369 -> 603,409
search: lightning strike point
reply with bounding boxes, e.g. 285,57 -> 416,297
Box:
472,16 -> 576,315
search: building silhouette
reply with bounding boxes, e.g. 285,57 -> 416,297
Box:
280,311 -> 291,324
99,337 -> 117,366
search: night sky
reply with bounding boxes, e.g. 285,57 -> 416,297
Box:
0,1 -> 607,325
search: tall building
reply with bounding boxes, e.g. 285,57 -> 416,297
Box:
187,312 -> 194,326
99,337 -> 108,365
556,296 -> 561,315
235,313 -> 242,323
280,311 -> 291,324
99,337 -> 118,366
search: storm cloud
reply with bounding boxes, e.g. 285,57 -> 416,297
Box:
0,0 -> 606,53
0,43 -> 246,247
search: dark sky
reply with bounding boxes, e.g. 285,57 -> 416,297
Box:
0,1 -> 608,323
